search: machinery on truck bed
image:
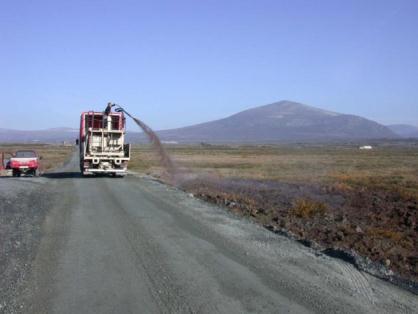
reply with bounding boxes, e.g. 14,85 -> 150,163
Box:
79,106 -> 131,176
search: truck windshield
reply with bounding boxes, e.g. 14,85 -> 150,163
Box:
15,151 -> 36,158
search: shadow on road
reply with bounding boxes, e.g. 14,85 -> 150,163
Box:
42,172 -> 83,179
1,172 -> 125,180
41,172 -> 123,179
0,175 -> 38,180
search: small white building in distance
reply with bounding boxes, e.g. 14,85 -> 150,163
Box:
359,145 -> 373,150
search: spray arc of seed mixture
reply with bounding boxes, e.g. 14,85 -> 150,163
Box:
110,103 -> 176,181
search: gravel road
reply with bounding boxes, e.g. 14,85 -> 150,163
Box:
2,152 -> 417,313
0,176 -> 50,313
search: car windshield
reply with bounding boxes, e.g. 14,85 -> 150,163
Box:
15,151 -> 36,158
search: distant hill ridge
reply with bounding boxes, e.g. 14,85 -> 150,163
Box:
0,128 -> 78,143
0,101 -> 399,143
388,124 -> 418,138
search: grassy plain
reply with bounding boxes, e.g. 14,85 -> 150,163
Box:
130,143 -> 418,199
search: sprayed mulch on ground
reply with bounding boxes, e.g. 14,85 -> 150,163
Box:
180,177 -> 417,290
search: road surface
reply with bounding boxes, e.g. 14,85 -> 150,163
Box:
17,153 -> 418,313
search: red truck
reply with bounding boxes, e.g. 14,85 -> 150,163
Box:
9,150 -> 40,177
79,109 -> 131,176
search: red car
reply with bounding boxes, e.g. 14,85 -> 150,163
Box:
9,150 -> 40,177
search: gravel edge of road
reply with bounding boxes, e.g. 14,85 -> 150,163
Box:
128,171 -> 418,296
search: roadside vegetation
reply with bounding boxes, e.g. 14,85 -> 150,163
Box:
130,142 -> 418,286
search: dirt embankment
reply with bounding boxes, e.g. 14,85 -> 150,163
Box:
180,177 -> 417,292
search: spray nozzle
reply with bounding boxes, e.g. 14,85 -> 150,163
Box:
112,104 -> 133,119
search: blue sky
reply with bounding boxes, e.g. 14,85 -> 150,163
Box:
1,0 -> 417,130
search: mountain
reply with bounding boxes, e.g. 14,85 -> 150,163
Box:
0,101 -> 399,144
387,124 -> 418,138
156,101 -> 397,143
